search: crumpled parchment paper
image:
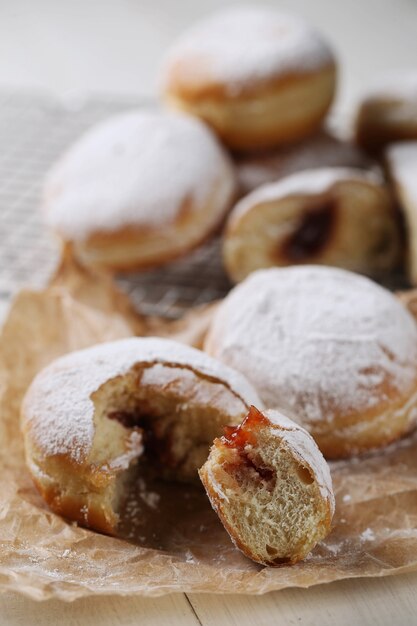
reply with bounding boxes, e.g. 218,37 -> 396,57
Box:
2,263 -> 417,601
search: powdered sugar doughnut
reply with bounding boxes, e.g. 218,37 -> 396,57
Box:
204,266 -> 417,458
223,168 -> 401,283
354,71 -> 417,156
21,337 -> 261,534
160,7 -> 337,150
43,110 -> 236,271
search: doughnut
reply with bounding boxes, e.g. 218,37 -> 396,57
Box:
21,337 -> 261,534
386,141 -> 417,284
235,130 -> 373,196
42,110 -> 236,272
354,72 -> 417,156
160,7 -> 337,150
204,266 -> 417,458
199,406 -> 334,566
223,167 -> 401,283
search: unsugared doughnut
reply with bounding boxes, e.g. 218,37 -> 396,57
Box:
200,406 -> 334,566
43,110 -> 236,271
223,168 -> 401,283
160,7 -> 337,150
204,266 -> 417,458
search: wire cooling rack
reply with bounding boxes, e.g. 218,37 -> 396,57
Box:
0,90 -> 232,318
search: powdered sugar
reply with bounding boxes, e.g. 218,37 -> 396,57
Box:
22,337 -> 261,462
231,167 -> 383,222
43,110 -> 235,241
162,7 -> 334,94
205,266 -> 417,426
265,409 -> 334,510
360,528 -> 376,542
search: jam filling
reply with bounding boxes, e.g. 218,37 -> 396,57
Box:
282,200 -> 336,262
222,406 -> 269,451
107,409 -> 176,469
222,406 -> 274,485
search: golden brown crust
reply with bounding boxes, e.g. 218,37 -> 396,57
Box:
165,64 -> 334,106
30,471 -> 117,535
71,193 -> 233,272
164,66 -> 337,151
310,381 -> 417,458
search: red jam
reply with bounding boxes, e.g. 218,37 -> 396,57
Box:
222,406 -> 269,451
222,406 -> 275,485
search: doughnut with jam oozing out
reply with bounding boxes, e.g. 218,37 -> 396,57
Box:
21,337 -> 261,535
199,406 -> 335,565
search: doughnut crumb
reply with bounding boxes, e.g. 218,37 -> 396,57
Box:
199,407 -> 335,566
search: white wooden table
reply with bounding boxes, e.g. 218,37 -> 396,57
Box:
2,0 -> 417,622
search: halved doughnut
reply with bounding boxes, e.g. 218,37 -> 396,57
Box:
21,338 -> 261,534
223,168 -> 401,283
199,406 -> 334,565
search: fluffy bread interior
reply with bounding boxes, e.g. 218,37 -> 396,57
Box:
199,407 -> 334,565
224,179 -> 400,282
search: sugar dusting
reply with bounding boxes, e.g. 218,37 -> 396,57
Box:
162,7 -> 334,93
206,266 -> 417,425
43,110 -> 235,241
231,167 -> 383,222
360,528 -> 375,542
22,337 -> 261,462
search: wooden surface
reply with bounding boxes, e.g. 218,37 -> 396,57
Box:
2,0 -> 417,623
2,572 -> 417,625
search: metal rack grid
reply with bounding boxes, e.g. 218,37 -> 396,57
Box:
0,90 -> 232,318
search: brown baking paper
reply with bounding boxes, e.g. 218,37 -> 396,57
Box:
2,273 -> 417,601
